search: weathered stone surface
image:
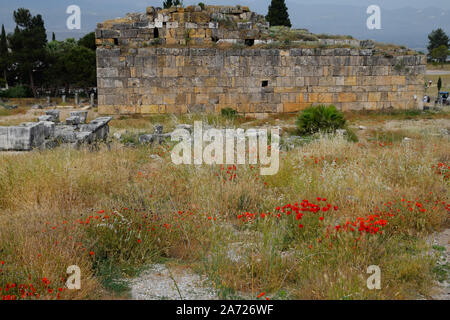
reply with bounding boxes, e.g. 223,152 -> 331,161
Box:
39,121 -> 55,138
0,122 -> 45,151
70,111 -> 88,123
38,115 -> 54,122
54,125 -> 77,143
66,116 -> 81,125
45,110 -> 60,122
139,134 -> 154,144
80,117 -> 112,141
95,6 -> 426,115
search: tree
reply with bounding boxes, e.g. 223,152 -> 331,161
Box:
0,24 -> 8,88
44,38 -> 77,92
437,77 -> 442,92
52,32 -> 55,41
63,46 -> 96,90
78,32 -> 96,51
173,0 -> 183,6
8,8 -> 48,97
427,28 -> 449,57
431,45 -> 449,65
163,0 -> 173,8
266,0 -> 292,28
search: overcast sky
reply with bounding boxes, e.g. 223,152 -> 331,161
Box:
0,0 -> 449,51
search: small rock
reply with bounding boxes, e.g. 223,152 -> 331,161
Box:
113,132 -> 122,140
139,134 -> 154,144
358,125 -> 367,130
31,104 -> 43,109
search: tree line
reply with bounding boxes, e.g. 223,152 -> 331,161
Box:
0,8 -> 96,98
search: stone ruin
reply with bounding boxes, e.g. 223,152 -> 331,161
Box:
0,110 -> 112,151
96,5 -> 269,47
95,4 -> 426,117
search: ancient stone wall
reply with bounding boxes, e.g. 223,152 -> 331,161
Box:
96,5 -> 426,116
97,47 -> 426,115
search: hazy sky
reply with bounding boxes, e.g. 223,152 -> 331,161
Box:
0,0 -> 449,51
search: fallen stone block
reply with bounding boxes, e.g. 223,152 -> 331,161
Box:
80,117 -> 112,141
54,125 -> 77,143
31,104 -> 43,109
70,111 -> 88,123
38,121 -> 56,139
45,110 -> 60,122
75,131 -> 94,144
38,115 -> 54,122
0,122 -> 45,151
66,116 -> 81,125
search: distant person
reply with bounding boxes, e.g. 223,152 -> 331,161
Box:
429,80 -> 432,88
423,95 -> 428,103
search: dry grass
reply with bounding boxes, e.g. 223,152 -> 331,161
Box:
0,112 -> 448,300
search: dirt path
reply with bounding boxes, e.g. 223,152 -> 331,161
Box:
130,264 -> 218,300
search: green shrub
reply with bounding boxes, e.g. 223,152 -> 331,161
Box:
221,107 -> 237,119
0,86 -> 32,98
296,104 -> 346,135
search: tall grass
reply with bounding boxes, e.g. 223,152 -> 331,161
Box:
0,120 -> 448,299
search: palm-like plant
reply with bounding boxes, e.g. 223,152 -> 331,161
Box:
296,105 -> 346,135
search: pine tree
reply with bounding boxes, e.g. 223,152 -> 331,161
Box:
163,0 -> 173,9
437,77 -> 442,92
52,32 -> 56,41
266,0 -> 292,28
427,28 -> 449,55
9,8 -> 48,97
0,24 -> 8,88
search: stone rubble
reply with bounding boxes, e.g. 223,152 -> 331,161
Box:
0,110 -> 112,151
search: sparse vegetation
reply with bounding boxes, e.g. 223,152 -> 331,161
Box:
220,107 -> 238,119
0,109 -> 448,300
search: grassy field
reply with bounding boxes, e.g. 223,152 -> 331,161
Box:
0,109 -> 449,300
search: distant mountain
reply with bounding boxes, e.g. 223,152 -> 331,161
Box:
0,0 -> 448,51
286,4 -> 450,52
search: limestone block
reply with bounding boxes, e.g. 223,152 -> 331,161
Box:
66,116 -> 81,125
45,110 -> 60,122
0,122 -> 45,151
39,121 -> 55,139
70,111 -> 88,123
38,115 -> 54,122
338,92 -> 357,103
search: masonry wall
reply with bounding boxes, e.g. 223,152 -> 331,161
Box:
97,47 -> 426,116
